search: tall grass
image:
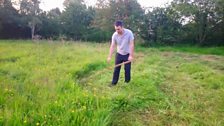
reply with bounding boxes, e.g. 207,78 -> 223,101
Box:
0,40 -> 224,125
0,40 -> 111,125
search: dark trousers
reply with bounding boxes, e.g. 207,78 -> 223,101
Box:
112,53 -> 131,84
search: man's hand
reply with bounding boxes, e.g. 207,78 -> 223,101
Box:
128,56 -> 133,61
107,57 -> 111,63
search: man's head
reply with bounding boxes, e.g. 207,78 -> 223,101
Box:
114,20 -> 124,35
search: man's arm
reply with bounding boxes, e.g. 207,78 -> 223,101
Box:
107,42 -> 116,63
128,40 -> 134,61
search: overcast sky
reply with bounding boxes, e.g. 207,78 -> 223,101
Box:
40,0 -> 173,11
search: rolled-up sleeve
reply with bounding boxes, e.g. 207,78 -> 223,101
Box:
130,31 -> 134,42
112,33 -> 116,44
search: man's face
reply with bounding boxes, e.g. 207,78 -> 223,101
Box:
114,26 -> 123,35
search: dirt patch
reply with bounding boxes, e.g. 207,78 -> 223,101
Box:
161,51 -> 224,63
200,55 -> 223,62
161,51 -> 174,58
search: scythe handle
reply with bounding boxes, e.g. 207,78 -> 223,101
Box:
114,60 -> 132,68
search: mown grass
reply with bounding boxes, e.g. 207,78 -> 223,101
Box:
0,40 -> 224,125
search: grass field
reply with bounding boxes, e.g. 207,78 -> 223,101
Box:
0,40 -> 224,125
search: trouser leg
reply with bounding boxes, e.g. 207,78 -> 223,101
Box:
124,62 -> 131,83
124,54 -> 131,83
112,53 -> 122,84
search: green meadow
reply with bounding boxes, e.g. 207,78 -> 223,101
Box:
0,40 -> 224,126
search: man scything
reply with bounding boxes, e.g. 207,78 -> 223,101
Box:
107,20 -> 135,86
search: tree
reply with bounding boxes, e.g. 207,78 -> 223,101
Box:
111,0 -> 144,34
93,0 -> 112,32
141,7 -> 182,45
20,0 -> 42,39
60,0 -> 94,40
38,8 -> 62,39
0,0 -> 26,39
93,0 -> 144,41
171,0 -> 224,45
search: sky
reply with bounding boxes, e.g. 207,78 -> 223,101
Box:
40,0 -> 173,11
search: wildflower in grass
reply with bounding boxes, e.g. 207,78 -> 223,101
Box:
44,115 -> 47,118
71,110 -> 75,113
69,73 -> 72,77
82,106 -> 86,110
83,92 -> 88,97
36,122 -> 40,126
23,120 -> 27,123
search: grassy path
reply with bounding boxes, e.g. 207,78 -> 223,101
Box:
80,49 -> 224,125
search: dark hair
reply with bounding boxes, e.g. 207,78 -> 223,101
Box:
114,20 -> 123,27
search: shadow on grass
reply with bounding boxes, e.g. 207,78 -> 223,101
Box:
72,61 -> 107,81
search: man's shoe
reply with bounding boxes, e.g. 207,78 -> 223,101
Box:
109,83 -> 116,87
124,81 -> 130,83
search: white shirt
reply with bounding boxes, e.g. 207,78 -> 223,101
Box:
112,28 -> 134,55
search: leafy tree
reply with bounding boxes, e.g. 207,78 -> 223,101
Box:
93,0 -> 144,41
93,0 -> 112,32
112,0 -> 144,37
0,0 -> 27,39
38,8 -> 62,39
141,7 -> 182,45
171,0 -> 224,45
20,0 -> 42,39
61,0 -> 94,40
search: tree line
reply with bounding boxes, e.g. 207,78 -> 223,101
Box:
0,0 -> 223,46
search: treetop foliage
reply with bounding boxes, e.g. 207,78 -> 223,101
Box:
0,0 -> 223,46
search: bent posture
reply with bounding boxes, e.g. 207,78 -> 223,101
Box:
107,20 -> 134,86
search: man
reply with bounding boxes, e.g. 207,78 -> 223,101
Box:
107,20 -> 135,86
